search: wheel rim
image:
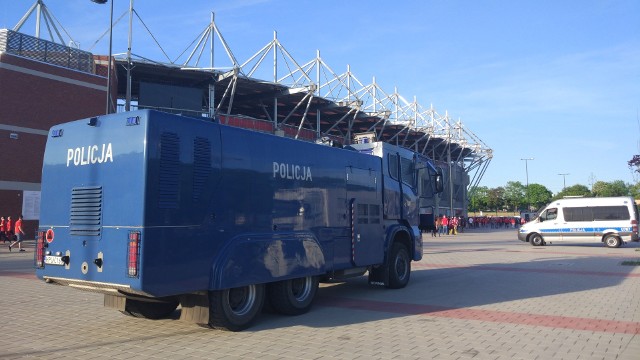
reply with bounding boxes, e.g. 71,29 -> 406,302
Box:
606,237 -> 617,247
394,253 -> 408,280
227,285 -> 256,316
290,277 -> 313,302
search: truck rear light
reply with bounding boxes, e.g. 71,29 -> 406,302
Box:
632,219 -> 638,233
127,231 -> 140,278
35,231 -> 46,268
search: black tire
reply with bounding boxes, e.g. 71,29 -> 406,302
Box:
121,298 -> 179,319
530,233 -> 544,246
208,284 -> 265,331
604,234 -> 621,248
268,276 -> 319,315
387,242 -> 411,289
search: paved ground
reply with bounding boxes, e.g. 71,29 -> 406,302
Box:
1,228 -> 639,360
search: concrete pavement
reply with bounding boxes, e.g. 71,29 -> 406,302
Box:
1,228 -> 638,359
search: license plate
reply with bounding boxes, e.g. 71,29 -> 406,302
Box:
44,255 -> 65,266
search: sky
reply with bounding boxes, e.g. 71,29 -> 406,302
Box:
2,0 -> 639,194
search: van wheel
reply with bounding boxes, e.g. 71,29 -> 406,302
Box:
604,234 -> 621,248
208,284 -> 265,331
530,233 -> 545,246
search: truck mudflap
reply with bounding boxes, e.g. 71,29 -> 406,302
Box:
210,232 -> 326,290
411,225 -> 423,261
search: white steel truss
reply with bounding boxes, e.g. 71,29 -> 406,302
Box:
12,1 -> 493,194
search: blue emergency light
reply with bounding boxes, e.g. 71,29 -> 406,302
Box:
126,116 -> 140,126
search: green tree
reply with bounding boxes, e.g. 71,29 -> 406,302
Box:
503,181 -> 526,211
628,182 -> 640,199
486,187 -> 505,211
526,183 -> 552,210
592,180 -> 629,197
553,184 -> 591,200
468,186 -> 489,212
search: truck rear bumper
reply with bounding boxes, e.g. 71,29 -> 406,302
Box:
43,276 -> 153,297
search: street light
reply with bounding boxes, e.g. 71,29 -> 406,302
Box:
558,173 -> 569,189
521,158 -> 534,211
91,0 -> 114,114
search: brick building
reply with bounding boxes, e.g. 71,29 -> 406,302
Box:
0,29 -> 112,239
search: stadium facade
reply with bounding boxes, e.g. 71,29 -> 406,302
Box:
0,1 -> 492,235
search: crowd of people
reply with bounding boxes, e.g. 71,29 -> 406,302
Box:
466,216 -> 525,229
429,215 -> 526,237
1,215 -> 26,252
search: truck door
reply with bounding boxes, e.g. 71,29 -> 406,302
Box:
346,167 -> 383,266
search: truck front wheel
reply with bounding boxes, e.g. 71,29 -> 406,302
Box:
268,276 -> 319,315
208,284 -> 265,331
387,243 -> 411,289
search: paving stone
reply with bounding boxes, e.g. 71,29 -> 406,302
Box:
1,230 -> 638,359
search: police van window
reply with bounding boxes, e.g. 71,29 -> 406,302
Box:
563,207 -> 593,222
541,208 -> 557,221
593,206 -> 630,221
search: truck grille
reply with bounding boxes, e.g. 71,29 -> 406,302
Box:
158,132 -> 180,209
70,186 -> 102,236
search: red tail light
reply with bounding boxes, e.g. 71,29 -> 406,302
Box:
127,231 -> 140,277
632,219 -> 638,233
35,231 -> 46,268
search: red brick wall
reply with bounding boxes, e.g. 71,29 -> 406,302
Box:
0,130 -> 46,183
0,52 -> 108,239
0,53 -> 107,129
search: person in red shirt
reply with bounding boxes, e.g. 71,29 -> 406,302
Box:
441,215 -> 449,236
0,217 -> 6,243
8,215 -> 25,252
450,216 -> 459,235
5,216 -> 13,244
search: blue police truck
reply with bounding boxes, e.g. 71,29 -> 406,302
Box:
35,110 -> 443,331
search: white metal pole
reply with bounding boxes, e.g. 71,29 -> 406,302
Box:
106,0 -> 114,113
125,0 -> 133,111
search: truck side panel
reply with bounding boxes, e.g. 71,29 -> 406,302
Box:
37,110 -> 388,298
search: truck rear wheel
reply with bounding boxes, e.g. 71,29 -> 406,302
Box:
268,276 -> 319,315
208,284 -> 265,331
122,298 -> 179,319
387,243 -> 410,289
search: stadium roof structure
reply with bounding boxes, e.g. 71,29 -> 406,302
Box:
12,1 -> 493,191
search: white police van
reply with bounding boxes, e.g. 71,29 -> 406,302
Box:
518,196 -> 639,248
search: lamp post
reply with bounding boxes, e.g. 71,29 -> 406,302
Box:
521,158 -> 534,211
91,0 -> 114,114
558,173 -> 569,190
